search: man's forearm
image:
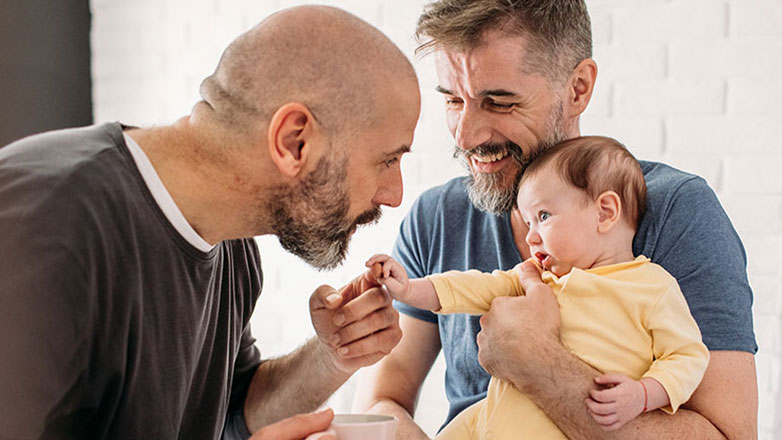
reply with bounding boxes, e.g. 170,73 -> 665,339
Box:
243,337 -> 351,432
518,339 -> 725,440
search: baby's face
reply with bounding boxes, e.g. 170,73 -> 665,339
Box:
516,169 -> 602,276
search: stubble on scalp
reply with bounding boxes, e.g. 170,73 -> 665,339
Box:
196,6 -> 414,268
198,5 -> 417,148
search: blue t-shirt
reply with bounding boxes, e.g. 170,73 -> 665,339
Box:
392,160 -> 757,431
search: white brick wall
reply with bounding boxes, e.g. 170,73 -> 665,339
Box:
91,0 -> 782,437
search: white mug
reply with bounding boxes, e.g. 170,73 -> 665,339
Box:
305,414 -> 398,440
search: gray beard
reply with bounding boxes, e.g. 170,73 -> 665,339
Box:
269,154 -> 381,271
457,102 -> 568,215
457,141 -> 527,214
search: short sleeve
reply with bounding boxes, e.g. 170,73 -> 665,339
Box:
0,236 -> 93,437
638,174 -> 757,353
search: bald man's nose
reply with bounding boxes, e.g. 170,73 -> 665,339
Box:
373,167 -> 404,208
455,107 -> 491,151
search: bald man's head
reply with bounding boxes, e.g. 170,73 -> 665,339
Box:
199,5 -> 417,145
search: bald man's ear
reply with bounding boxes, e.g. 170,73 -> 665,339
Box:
564,58 -> 597,118
267,102 -> 319,178
596,191 -> 622,233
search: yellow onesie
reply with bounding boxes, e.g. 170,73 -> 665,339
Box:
429,256 -> 709,440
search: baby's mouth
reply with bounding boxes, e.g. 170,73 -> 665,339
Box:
535,252 -> 551,268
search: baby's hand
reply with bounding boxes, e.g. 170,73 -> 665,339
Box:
369,261 -> 383,281
516,259 -> 546,293
365,254 -> 411,302
585,373 -> 645,431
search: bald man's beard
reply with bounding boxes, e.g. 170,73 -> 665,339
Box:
455,101 -> 568,214
270,154 -> 382,271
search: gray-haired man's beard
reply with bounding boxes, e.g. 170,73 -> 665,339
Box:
453,141 -> 528,214
454,137 -> 568,214
456,102 -> 568,214
270,155 -> 381,271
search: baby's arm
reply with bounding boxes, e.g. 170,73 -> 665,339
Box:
365,254 -> 441,311
586,278 -> 709,431
585,373 -> 669,431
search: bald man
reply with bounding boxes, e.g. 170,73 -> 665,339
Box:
0,6 -> 420,440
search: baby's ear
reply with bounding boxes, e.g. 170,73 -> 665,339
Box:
596,191 -> 622,233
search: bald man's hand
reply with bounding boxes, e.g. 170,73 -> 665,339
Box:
310,269 -> 402,374
249,409 -> 336,440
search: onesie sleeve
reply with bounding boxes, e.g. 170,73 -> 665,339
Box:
642,280 -> 710,413
429,266 -> 524,315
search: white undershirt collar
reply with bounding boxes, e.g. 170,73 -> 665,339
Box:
123,132 -> 215,252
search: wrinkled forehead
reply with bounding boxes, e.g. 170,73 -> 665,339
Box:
433,41 -> 560,104
433,34 -> 532,86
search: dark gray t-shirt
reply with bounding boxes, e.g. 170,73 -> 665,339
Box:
0,123 -> 262,439
393,164 -> 757,431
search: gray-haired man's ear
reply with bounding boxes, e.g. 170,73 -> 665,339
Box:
565,58 -> 597,119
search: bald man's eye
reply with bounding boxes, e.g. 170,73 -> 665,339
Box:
383,157 -> 399,168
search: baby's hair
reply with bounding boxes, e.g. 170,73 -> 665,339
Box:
520,136 -> 647,229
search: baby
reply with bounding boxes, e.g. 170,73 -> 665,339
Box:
367,136 -> 709,439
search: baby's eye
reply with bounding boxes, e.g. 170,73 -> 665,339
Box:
539,211 -> 550,222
